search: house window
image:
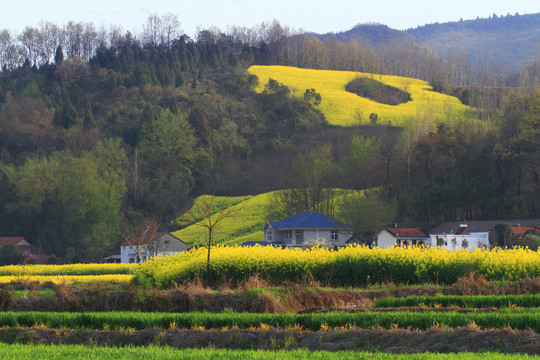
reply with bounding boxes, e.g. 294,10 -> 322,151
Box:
267,231 -> 273,242
284,231 -> 291,243
129,258 -> 135,263
164,240 -> 169,246
295,230 -> 304,244
331,230 -> 338,241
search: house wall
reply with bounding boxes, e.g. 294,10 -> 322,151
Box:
151,234 -> 187,254
429,233 -> 490,251
377,230 -> 397,249
120,245 -> 149,263
274,229 -> 352,247
265,229 -> 275,242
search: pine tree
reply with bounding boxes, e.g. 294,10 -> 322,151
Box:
83,102 -> 96,130
55,45 -> 64,66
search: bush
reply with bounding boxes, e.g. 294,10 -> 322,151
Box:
0,245 -> 20,266
345,76 -> 411,105
47,255 -> 59,265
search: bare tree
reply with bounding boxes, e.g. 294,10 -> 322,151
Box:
63,21 -> 84,58
161,13 -> 182,49
18,26 -> 42,66
141,14 -> 162,48
81,22 -> 98,61
186,196 -> 240,284
38,21 -> 62,65
121,215 -> 158,263
0,29 -> 22,70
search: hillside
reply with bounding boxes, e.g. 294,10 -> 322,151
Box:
248,65 -> 473,128
171,190 -> 369,247
171,193 -> 269,247
316,23 -> 421,48
406,13 -> 540,71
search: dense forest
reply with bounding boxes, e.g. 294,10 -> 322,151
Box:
0,14 -> 539,261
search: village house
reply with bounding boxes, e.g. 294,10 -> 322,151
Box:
120,232 -> 187,263
0,237 -> 47,263
260,211 -> 354,248
376,228 -> 429,249
428,219 -> 540,250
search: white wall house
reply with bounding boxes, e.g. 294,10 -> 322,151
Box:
376,228 -> 429,249
428,233 -> 490,251
261,211 -> 354,248
120,232 -> 187,263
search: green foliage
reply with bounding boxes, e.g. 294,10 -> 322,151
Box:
336,189 -> 397,237
0,245 -> 20,266
268,145 -> 336,220
369,113 -> 378,125
303,88 -> 322,106
346,76 -> 411,106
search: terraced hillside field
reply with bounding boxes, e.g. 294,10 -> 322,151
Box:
171,191 -> 363,247
248,65 -> 472,128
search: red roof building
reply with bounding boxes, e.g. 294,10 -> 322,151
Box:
511,226 -> 540,236
377,228 -> 429,248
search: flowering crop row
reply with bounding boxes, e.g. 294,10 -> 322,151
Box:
135,245 -> 540,288
0,275 -> 133,284
0,263 -> 137,276
0,309 -> 537,332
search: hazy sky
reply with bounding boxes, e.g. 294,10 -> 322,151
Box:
1,0 -> 538,37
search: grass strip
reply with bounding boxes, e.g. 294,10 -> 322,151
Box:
0,310 -> 538,332
374,294 -> 540,309
0,343 -> 538,360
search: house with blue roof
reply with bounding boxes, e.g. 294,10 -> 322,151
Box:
261,211 -> 354,248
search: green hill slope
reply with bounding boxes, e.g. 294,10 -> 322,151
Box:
171,193 -> 272,247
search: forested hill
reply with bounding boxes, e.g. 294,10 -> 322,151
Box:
311,13 -> 540,80
0,14 -> 539,262
406,13 -> 540,71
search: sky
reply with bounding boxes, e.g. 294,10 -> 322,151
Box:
1,0 -> 538,37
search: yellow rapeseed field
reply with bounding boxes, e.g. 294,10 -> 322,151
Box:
0,263 -> 137,276
135,245 -> 540,288
248,65 -> 475,129
0,274 -> 133,284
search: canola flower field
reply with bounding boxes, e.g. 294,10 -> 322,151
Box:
248,65 -> 476,129
0,263 -> 136,284
134,245 -> 540,288
0,263 -> 136,276
0,274 -> 133,284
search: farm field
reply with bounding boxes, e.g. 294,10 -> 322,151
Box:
0,251 -> 538,357
134,245 -> 540,288
0,344 -> 537,360
247,65 -> 474,128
